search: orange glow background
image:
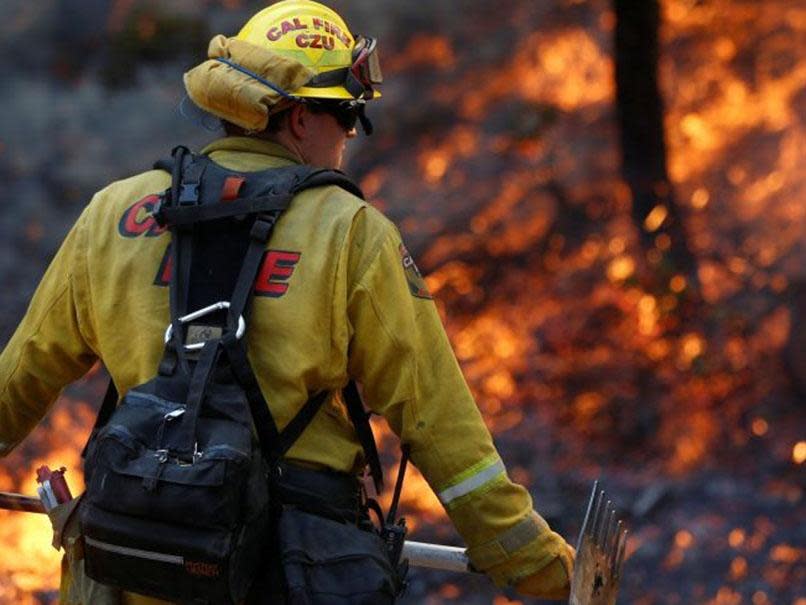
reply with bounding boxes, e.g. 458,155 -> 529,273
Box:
0,0 -> 803,603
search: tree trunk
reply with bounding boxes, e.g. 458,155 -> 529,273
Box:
614,0 -> 697,285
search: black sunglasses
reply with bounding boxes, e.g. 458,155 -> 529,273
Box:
307,100 -> 373,135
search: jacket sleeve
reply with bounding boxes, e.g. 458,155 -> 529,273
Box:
0,207 -> 98,457
345,209 -> 571,587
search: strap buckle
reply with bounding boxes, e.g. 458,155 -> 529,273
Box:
178,182 -> 200,205
164,301 -> 245,351
250,212 -> 279,242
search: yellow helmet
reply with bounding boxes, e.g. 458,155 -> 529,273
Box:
183,0 -> 381,133
235,0 -> 382,101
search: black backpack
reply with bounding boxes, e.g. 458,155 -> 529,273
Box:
79,146 -> 384,604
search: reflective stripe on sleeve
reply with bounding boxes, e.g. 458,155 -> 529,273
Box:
437,456 -> 506,507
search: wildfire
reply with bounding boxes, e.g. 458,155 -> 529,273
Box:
385,33 -> 456,73
0,400 -> 93,603
1,0 -> 804,602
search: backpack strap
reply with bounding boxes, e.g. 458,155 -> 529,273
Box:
221,334 -> 282,458
220,207 -> 288,461
226,209 -> 284,328
164,146 -> 201,374
172,339 -> 221,460
343,381 -> 384,493
156,193 -> 296,226
154,167 -> 365,228
293,168 -> 365,200
153,156 -> 174,173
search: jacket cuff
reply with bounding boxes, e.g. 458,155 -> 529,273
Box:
467,511 -> 566,587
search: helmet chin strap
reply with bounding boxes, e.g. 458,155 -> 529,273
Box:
357,105 -> 373,136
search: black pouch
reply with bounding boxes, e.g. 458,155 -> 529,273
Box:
278,507 -> 402,605
80,375 -> 270,605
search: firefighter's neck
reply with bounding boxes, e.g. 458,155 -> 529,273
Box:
269,104 -> 353,170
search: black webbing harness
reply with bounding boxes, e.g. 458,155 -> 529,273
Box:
87,145 -> 383,493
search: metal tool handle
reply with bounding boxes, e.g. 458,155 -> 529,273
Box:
401,540 -> 474,573
0,491 -> 46,514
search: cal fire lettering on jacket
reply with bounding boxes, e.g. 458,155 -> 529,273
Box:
153,246 -> 301,298
254,250 -> 301,298
399,243 -> 432,300
119,195 -> 166,238
266,18 -> 307,41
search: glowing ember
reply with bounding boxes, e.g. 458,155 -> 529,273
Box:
752,592 -> 772,605
751,418 -> 769,437
678,333 -> 705,367
439,583 -> 461,599
768,544 -> 801,564
669,274 -> 687,293
643,205 -> 669,232
729,528 -> 746,548
730,556 -> 748,580
691,187 -> 710,208
638,295 -> 658,335
710,586 -> 743,605
793,442 -> 806,465
675,529 -> 694,549
607,255 -> 635,281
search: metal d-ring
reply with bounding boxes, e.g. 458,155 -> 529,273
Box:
163,301 -> 245,351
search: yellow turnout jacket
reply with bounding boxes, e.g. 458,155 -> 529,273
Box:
0,137 -> 571,602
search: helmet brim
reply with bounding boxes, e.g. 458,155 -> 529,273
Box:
292,85 -> 382,100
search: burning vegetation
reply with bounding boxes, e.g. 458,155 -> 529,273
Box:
0,0 -> 803,603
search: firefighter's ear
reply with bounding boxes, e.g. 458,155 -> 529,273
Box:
287,104 -> 309,140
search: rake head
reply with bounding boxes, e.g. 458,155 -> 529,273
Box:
569,481 -> 628,605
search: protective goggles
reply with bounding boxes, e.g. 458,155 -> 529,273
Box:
348,36 -> 383,98
306,35 -> 383,101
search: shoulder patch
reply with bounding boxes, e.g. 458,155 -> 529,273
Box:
399,243 -> 432,300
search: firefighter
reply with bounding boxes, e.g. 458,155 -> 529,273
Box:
0,1 -> 575,603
